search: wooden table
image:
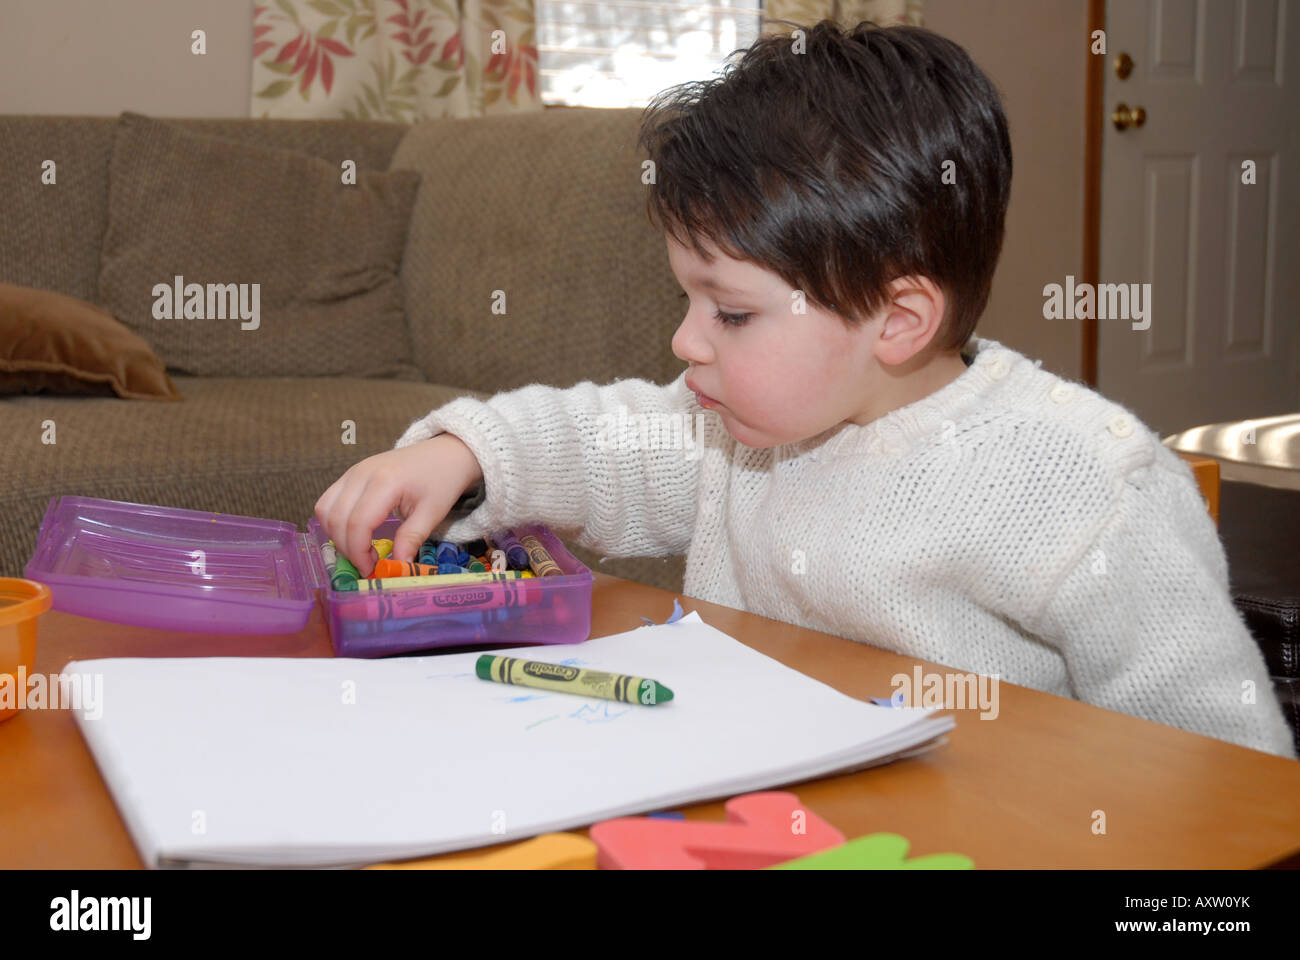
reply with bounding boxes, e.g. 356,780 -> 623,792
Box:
4,572 -> 1299,869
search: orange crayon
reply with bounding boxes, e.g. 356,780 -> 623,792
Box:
372,557 -> 438,578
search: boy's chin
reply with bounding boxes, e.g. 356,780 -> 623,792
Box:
725,413 -> 860,450
718,413 -> 794,450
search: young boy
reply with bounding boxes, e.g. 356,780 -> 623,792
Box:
315,21 -> 1296,759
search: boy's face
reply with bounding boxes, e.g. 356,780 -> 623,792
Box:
667,234 -> 883,448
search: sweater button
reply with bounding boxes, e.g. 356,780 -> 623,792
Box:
987,355 -> 1011,380
1108,415 -> 1134,438
1050,383 -> 1074,404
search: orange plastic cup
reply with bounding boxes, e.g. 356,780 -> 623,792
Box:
0,578 -> 52,722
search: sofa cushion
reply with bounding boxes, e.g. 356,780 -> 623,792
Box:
0,282 -> 180,401
390,107 -> 687,392
96,112 -> 424,380
0,115 -> 409,305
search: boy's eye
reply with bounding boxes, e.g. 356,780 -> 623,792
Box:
678,291 -> 752,327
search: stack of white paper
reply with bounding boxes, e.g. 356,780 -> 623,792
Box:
69,611 -> 953,868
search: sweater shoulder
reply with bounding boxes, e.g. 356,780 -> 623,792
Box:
984,347 -> 1164,489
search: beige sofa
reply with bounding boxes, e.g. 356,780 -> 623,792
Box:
0,107 -> 687,594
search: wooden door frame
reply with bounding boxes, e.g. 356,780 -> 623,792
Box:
1082,0 -> 1105,387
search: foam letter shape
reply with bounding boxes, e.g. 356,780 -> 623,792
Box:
768,833 -> 974,870
366,833 -> 597,870
590,791 -> 844,869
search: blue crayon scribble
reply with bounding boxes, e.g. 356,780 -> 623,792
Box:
499,694 -> 551,703
556,658 -> 592,666
425,671 -> 476,680
568,701 -> 632,724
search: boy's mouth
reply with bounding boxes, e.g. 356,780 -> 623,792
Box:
686,377 -> 718,408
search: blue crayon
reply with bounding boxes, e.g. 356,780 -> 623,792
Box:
418,539 -> 439,566
437,562 -> 468,575
436,540 -> 461,566
491,529 -> 531,570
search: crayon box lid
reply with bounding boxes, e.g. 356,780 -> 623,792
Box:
24,495 -> 328,634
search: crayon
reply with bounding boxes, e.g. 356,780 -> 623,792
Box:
463,538 -> 489,557
519,534 -> 562,577
341,578 -> 544,619
438,562 -> 468,575
467,559 -> 487,573
371,538 -> 394,559
330,542 -> 361,591
476,655 -> 673,706
321,540 -> 338,574
522,571 -> 536,578
353,571 -> 524,593
373,558 -> 438,578
418,541 -> 439,566
435,541 -> 461,566
491,530 -> 531,570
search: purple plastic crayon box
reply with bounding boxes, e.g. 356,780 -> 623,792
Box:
24,495 -> 594,658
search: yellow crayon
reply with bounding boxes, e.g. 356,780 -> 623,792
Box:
353,571 -> 524,592
371,538 -> 394,559
519,534 -> 562,577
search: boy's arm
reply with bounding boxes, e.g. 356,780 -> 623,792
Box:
1031,452 -> 1296,759
393,372 -> 705,558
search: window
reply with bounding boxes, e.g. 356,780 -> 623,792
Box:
538,0 -> 766,108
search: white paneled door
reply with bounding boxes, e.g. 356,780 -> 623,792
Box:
1100,0 -> 1298,436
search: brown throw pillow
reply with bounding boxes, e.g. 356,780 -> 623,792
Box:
0,283 -> 181,400
95,111 -> 424,379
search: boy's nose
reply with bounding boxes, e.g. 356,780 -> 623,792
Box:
671,313 -> 713,366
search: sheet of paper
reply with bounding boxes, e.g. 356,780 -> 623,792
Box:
69,611 -> 952,867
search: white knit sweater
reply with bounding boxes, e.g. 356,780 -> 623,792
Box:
396,338 -> 1296,759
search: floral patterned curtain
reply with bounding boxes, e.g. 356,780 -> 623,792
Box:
250,0 -> 541,122
763,0 -> 924,32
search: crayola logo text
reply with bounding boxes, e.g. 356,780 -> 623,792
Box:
522,663 -> 579,681
433,588 -> 496,608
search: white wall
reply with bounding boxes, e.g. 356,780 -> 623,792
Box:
925,0 -> 1090,379
0,0 -> 253,117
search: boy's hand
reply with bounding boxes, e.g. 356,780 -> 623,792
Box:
314,434 -> 483,579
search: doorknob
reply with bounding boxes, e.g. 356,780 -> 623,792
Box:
1112,103 -> 1147,131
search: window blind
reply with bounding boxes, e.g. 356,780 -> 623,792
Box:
538,0 -> 765,108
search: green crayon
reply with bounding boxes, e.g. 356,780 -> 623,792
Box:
328,541 -> 360,591
476,655 -> 674,706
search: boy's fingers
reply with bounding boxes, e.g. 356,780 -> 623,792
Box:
337,476 -> 391,579
346,493 -> 394,580
324,479 -> 367,576
392,499 -> 443,564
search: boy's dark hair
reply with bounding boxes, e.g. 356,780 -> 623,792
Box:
637,19 -> 1012,352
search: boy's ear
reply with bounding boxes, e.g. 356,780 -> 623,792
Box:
872,276 -> 947,366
